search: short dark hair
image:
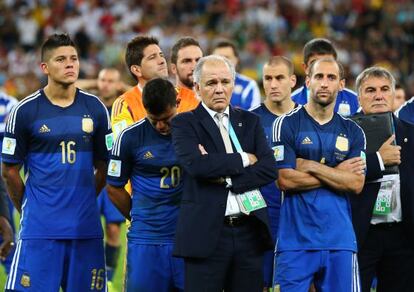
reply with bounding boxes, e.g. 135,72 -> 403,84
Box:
212,39 -> 239,58
265,56 -> 294,75
41,33 -> 77,62
303,38 -> 337,66
142,78 -> 177,115
170,37 -> 201,65
125,35 -> 159,80
308,58 -> 344,80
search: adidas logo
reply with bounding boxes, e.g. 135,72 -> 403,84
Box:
301,136 -> 313,145
143,151 -> 154,159
39,124 -> 51,133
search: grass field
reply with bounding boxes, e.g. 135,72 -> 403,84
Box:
0,217 -> 127,292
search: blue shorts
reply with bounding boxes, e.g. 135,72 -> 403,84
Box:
5,238 -> 106,291
274,250 -> 360,292
125,242 -> 184,292
98,188 -> 124,223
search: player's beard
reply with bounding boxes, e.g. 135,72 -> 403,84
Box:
313,90 -> 337,107
179,74 -> 194,89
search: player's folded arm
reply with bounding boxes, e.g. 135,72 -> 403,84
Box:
277,167 -> 322,192
308,163 -> 365,195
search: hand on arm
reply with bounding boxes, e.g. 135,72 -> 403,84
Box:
335,157 -> 366,175
246,153 -> 257,165
107,185 -> 131,221
1,163 -> 24,213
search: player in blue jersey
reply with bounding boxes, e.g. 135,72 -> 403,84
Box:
272,58 -> 366,292
212,40 -> 261,110
291,38 -> 359,117
95,68 -> 124,283
251,56 -> 297,290
395,93 -> 414,124
1,34 -> 111,291
107,78 -> 184,292
0,91 -> 17,274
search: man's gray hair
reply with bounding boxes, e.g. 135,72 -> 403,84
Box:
193,55 -> 236,84
356,66 -> 396,95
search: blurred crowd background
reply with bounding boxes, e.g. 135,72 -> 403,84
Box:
1,0 -> 414,100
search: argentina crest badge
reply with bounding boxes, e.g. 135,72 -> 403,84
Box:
82,117 -> 94,134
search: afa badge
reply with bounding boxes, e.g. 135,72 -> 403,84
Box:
82,118 -> 94,133
20,273 -> 31,288
272,145 -> 284,161
335,136 -> 349,152
108,159 -> 121,177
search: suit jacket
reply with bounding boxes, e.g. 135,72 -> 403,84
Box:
350,116 -> 414,249
171,104 -> 277,258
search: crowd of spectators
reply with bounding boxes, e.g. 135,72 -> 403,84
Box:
1,0 -> 414,99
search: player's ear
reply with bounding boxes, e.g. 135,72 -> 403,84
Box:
130,65 -> 142,79
339,78 -> 345,91
170,63 -> 177,75
176,97 -> 181,108
290,74 -> 297,88
40,62 -> 48,74
305,75 -> 311,88
302,62 -> 308,75
194,83 -> 201,96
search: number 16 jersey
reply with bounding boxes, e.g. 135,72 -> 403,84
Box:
2,89 -> 111,239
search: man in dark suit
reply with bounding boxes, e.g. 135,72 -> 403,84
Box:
171,55 -> 277,291
351,66 -> 414,292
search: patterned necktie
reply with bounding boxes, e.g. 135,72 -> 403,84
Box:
215,113 -> 233,153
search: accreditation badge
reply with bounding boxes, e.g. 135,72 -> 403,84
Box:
236,189 -> 267,215
82,118 -> 94,133
373,180 -> 395,216
335,136 -> 349,152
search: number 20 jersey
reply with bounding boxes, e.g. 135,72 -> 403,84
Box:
2,89 -> 111,239
107,119 -> 183,244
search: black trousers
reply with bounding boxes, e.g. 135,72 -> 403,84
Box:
358,223 -> 414,292
184,217 -> 265,292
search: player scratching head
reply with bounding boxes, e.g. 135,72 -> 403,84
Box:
142,78 -> 179,135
